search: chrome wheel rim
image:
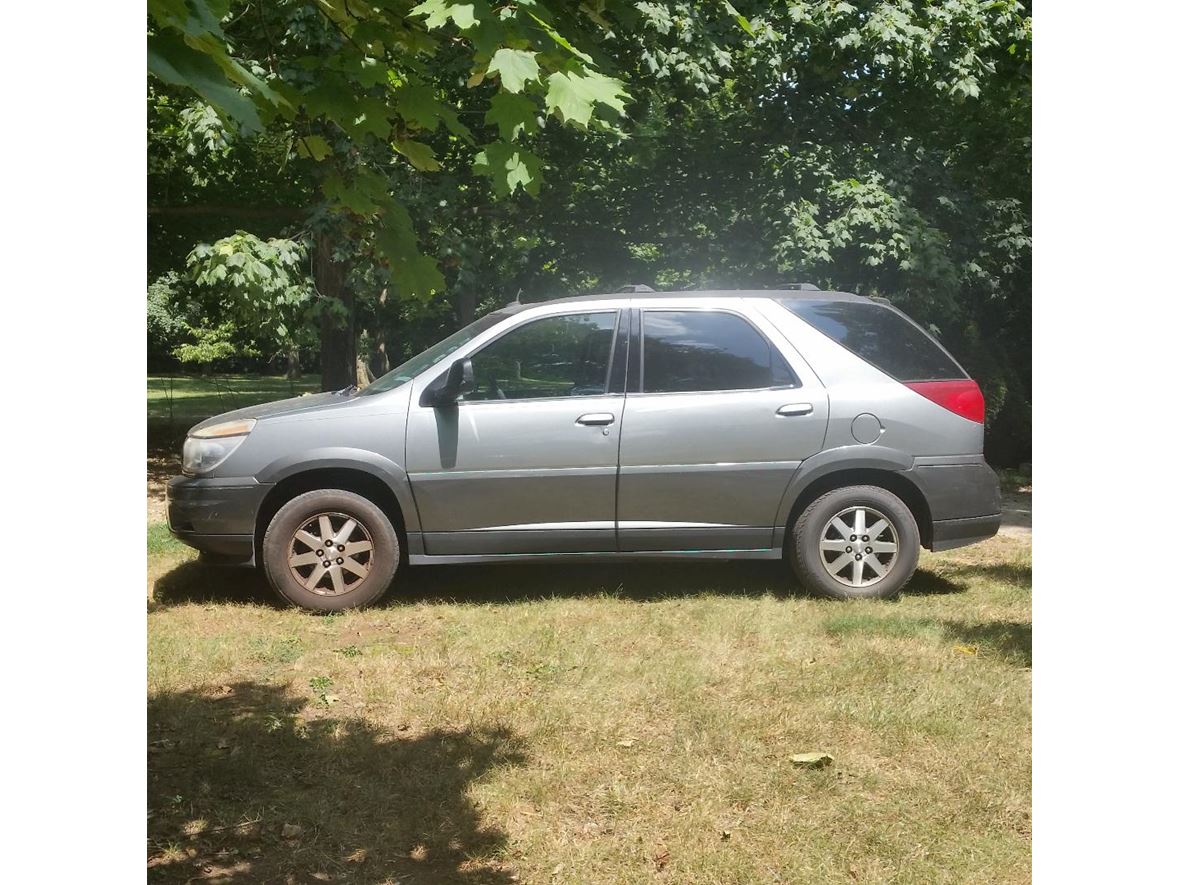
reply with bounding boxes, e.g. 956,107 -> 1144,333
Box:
820,506 -> 899,588
287,512 -> 374,597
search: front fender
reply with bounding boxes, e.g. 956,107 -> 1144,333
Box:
256,447 -> 421,533
774,445 -> 916,529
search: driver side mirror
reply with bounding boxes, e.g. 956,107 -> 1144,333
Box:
430,358 -> 474,406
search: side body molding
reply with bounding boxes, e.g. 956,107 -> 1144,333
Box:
773,445 -> 916,535
255,447 -> 422,533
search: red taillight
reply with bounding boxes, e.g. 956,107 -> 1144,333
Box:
904,380 -> 985,423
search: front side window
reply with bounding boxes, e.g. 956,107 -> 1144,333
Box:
641,310 -> 798,393
465,311 -> 619,401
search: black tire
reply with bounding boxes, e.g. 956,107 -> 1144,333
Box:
789,485 -> 920,600
261,489 -> 399,612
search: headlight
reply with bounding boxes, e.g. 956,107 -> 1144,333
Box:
182,418 -> 256,475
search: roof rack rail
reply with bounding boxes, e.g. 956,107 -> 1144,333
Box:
781,282 -> 819,291
618,283 -> 655,293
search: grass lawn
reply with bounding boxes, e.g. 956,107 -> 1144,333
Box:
148,373 -> 322,426
147,528 -> 1031,883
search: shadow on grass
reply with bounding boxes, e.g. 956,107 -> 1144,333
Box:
151,561 -> 279,611
148,681 -> 525,883
946,560 -> 1033,586
151,557 -> 966,610
943,619 -> 1033,667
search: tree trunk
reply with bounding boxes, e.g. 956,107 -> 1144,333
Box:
316,232 -> 356,391
373,288 -> 391,376
286,347 -> 302,380
455,289 -> 477,327
355,356 -> 374,388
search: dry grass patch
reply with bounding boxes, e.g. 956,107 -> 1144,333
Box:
149,531 -> 1030,884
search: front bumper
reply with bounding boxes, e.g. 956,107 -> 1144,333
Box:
166,475 -> 271,565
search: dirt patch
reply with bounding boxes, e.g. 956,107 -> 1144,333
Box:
1000,487 -> 1032,535
148,448 -> 181,523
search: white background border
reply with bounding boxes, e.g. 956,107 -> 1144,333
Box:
3,0 -> 1178,877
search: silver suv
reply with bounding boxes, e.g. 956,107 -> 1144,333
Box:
168,289 -> 1000,611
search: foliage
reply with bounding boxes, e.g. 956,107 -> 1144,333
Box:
147,273 -> 193,365
147,0 -> 633,297
147,0 -> 1032,462
172,322 -> 252,368
187,232 -> 315,343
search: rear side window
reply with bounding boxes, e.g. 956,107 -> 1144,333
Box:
641,310 -> 798,393
784,300 -> 965,381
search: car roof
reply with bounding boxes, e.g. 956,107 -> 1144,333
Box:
521,288 -> 868,307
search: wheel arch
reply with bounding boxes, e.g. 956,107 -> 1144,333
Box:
777,449 -> 932,549
254,459 -> 416,559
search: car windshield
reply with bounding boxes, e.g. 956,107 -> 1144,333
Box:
357,311 -> 510,396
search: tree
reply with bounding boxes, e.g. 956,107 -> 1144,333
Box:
148,0 -> 633,386
147,1 -> 1032,462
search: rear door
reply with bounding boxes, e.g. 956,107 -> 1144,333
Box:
616,302 -> 829,551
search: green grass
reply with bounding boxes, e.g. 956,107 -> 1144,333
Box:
147,523 -> 189,556
147,373 -> 321,424
996,468 -> 1031,495
147,529 -> 1031,883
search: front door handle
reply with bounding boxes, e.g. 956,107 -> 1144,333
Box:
776,403 -> 813,417
576,412 -> 615,426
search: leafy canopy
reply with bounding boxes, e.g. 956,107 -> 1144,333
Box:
148,0 -> 633,298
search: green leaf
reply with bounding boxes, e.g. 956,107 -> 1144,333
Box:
344,96 -> 394,140
450,4 -> 478,29
295,135 -> 331,161
485,92 -> 539,140
544,70 -> 627,127
391,253 -> 445,301
322,171 -> 381,217
397,84 -> 443,130
474,143 -> 543,196
486,49 -> 540,94
523,9 -> 593,62
410,0 -> 478,30
148,31 -> 261,132
722,1 -> 756,37
393,138 -> 441,172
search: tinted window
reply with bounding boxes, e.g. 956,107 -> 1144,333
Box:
642,311 -> 798,393
785,300 -> 965,381
465,312 -> 618,401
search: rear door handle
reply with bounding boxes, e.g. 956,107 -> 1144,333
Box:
576,412 -> 615,426
776,403 -> 813,417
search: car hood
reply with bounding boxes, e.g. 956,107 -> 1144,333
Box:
188,391 -> 356,434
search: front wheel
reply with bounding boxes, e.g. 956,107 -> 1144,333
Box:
261,489 -> 399,612
789,485 -> 920,600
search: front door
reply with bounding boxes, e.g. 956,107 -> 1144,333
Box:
406,309 -> 624,555
617,306 -> 829,551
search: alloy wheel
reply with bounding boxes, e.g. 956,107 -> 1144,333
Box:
287,512 -> 374,596
819,505 -> 899,588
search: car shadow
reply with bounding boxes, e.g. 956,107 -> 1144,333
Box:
148,681 -> 525,883
151,557 -> 966,609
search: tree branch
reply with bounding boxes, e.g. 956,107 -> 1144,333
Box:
148,205 -> 308,218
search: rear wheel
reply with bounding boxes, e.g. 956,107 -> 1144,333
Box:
262,489 -> 399,612
789,485 -> 920,600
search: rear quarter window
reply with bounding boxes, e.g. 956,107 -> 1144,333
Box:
783,300 -> 966,382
